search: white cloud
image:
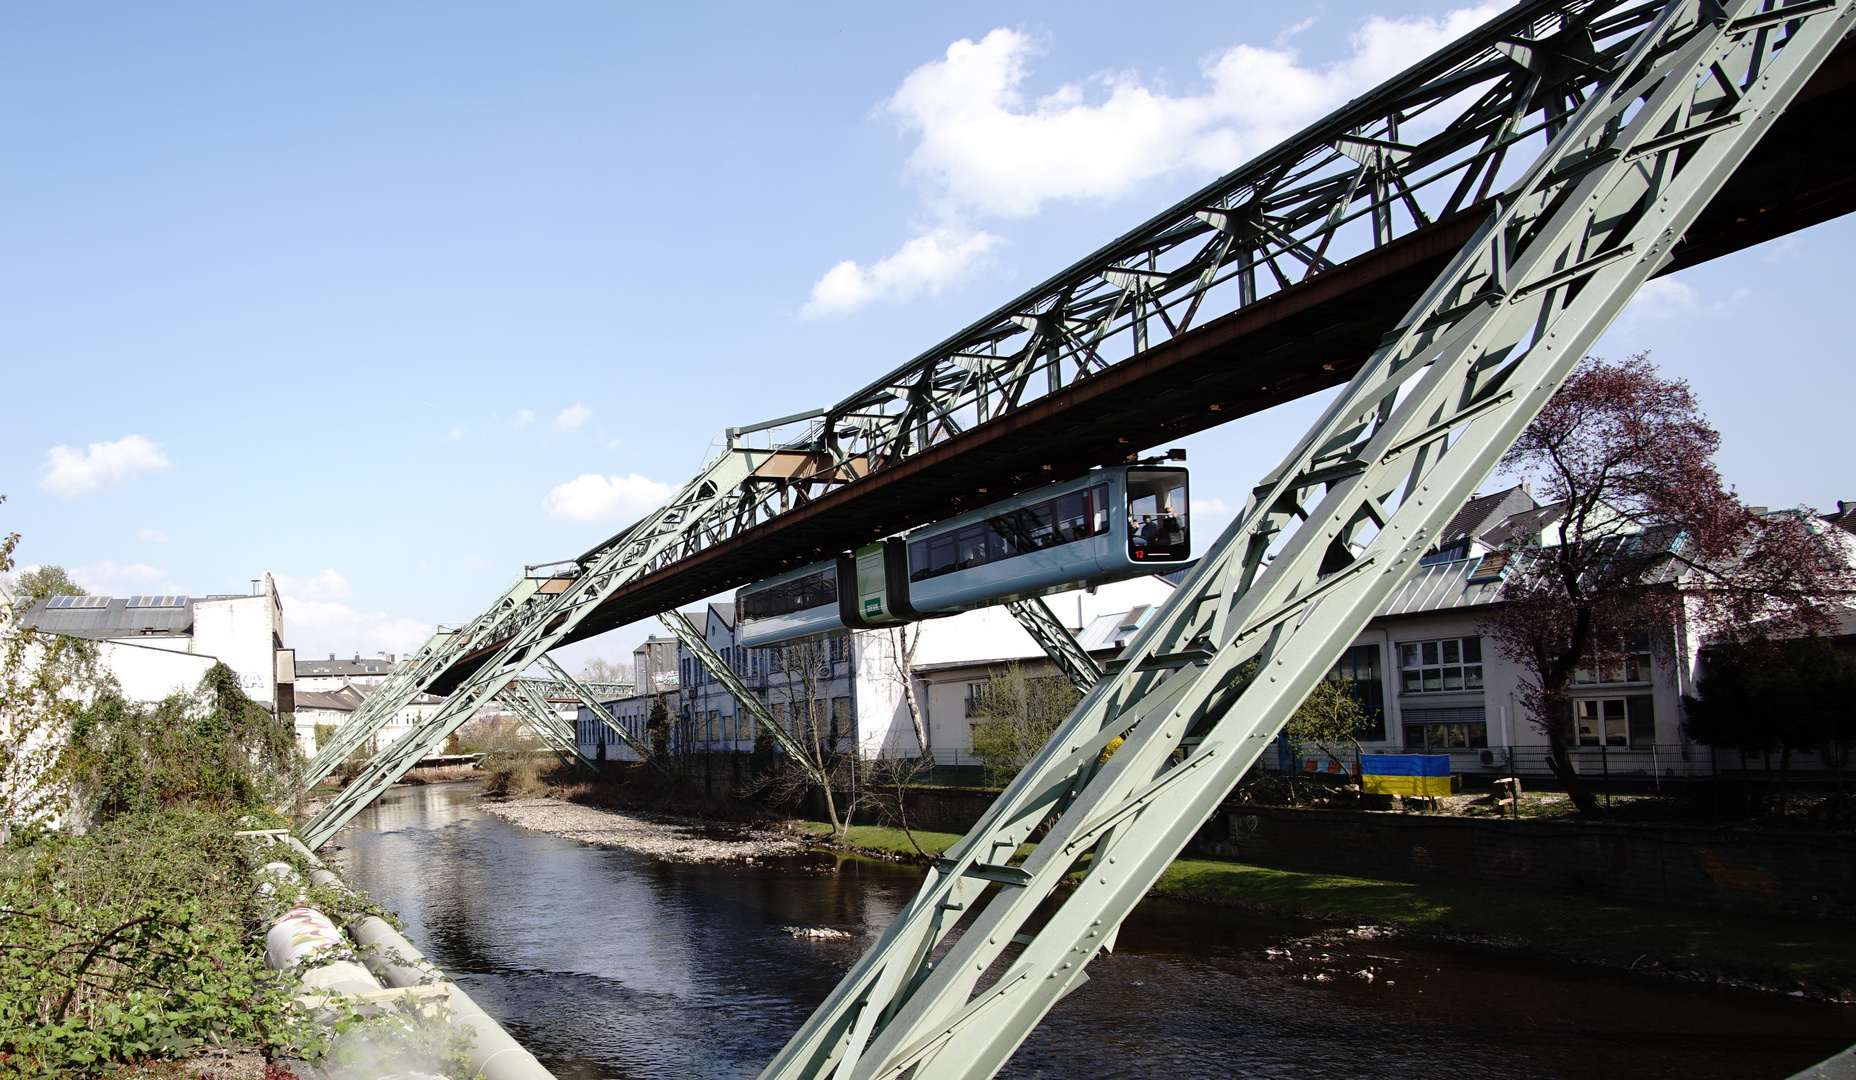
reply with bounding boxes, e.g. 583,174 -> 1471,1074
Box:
807,5 -> 1509,316
1191,497 -> 1232,516
803,228 -> 1004,317
72,560 -> 178,596
459,556 -> 490,571
554,404 -> 592,430
138,529 -> 168,543
283,597 -> 433,659
543,473 -> 672,523
38,435 -> 172,499
514,409 -> 536,427
1616,278 -> 1749,333
445,427 -> 465,441
275,569 -> 352,602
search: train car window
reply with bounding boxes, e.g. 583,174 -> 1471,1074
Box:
1054,492 -> 1089,543
956,524 -> 988,569
1127,470 -> 1190,561
907,475 -> 1125,582
740,566 -> 838,621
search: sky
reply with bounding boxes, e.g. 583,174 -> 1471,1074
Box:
3,1 -> 1852,675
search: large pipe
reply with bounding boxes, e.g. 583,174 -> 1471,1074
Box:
284,837 -> 556,1080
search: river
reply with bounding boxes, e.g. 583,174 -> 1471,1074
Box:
325,782 -> 1855,1080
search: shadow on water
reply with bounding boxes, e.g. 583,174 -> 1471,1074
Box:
326,782 -> 1855,1080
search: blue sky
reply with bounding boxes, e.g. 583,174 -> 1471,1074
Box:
4,1 -> 1851,672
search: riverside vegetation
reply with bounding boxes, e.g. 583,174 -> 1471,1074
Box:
0,544 -> 473,1077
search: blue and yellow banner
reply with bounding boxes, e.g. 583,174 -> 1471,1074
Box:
1361,754 -> 1452,797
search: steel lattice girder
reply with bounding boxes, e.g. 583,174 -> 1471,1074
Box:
1005,598 -> 1103,692
300,447 -> 767,848
295,574 -> 552,793
657,610 -> 830,787
309,0 -> 1856,846
535,654 -> 668,775
756,3 -> 1855,1078
412,0 -> 1856,683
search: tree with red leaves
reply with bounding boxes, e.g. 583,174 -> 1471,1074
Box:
1482,355 -> 1854,815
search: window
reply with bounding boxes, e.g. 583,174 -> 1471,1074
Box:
1328,644 -> 1386,741
1576,695 -> 1655,747
1399,637 -> 1483,693
908,481 -> 1121,583
1126,470 -> 1190,561
738,565 -> 839,622
1573,631 -> 1653,685
1401,706 -> 1488,749
1419,542 -> 1471,566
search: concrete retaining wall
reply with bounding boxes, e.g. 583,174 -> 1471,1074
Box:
1195,805 -> 1856,921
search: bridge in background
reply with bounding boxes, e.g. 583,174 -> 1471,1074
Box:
295,2 -> 1856,1077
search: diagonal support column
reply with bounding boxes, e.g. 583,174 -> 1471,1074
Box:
1005,598 -> 1102,692
536,655 -> 670,776
501,679 -> 599,771
657,610 -> 830,788
758,3 -> 1855,1077
300,448 -> 764,849
297,572 -> 552,794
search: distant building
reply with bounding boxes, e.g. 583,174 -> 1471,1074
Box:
295,653 -> 400,692
16,574 -> 293,712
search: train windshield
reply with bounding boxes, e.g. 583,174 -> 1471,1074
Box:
738,564 -> 838,622
1127,469 -> 1189,561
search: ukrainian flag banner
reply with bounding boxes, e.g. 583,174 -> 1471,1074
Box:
1361,754 -> 1452,797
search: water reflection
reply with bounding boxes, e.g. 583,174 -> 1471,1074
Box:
327,783 -> 1854,1080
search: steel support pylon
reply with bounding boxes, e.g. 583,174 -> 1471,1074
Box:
657,610 -> 831,786
300,446 -> 770,849
1005,598 -> 1103,692
499,679 -> 598,771
536,655 -> 669,775
757,3 -> 1854,1077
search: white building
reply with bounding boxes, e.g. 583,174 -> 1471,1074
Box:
17,574 -> 293,712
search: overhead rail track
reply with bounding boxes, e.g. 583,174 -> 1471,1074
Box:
757,1 -> 1856,1076
304,0 -> 1856,854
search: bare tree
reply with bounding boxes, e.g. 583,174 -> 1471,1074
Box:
968,662 -> 1081,786
1484,355 -> 1855,814
872,623 -> 927,753
579,657 -> 632,686
768,636 -> 848,836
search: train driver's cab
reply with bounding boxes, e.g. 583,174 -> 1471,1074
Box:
1126,468 -> 1189,561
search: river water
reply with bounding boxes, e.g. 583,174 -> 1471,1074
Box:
325,782 -> 1854,1080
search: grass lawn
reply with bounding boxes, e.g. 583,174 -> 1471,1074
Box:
789,820 -> 1856,996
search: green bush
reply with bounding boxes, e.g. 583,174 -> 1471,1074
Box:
0,810 -> 304,1077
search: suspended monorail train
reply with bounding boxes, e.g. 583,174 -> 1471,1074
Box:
736,465 -> 1190,648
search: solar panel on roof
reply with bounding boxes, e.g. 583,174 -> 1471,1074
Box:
126,596 -> 185,608
52,595 -> 110,608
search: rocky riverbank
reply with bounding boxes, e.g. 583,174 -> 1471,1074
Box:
477,795 -> 809,862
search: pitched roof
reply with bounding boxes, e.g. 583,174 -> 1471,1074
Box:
1434,485 -> 1537,550
294,686 -> 365,712
16,596 -> 193,639
1828,501 -> 1856,535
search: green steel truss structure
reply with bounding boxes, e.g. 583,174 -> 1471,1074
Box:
298,18 -> 1853,1073
756,2 -> 1855,1078
1005,598 -> 1103,692
302,0 -> 1849,850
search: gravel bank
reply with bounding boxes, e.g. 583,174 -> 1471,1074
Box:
477,796 -> 809,863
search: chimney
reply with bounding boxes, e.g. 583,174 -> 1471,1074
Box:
251,579 -> 261,596
328,653 -> 335,661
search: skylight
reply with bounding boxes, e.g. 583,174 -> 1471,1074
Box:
45,595 -> 110,609
126,595 -> 186,608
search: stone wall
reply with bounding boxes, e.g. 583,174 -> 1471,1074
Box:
1195,805 -> 1856,921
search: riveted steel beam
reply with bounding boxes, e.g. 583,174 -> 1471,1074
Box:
657,610 -> 830,788
1005,598 -> 1103,692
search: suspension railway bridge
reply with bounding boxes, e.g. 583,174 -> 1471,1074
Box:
293,1 -> 1856,1076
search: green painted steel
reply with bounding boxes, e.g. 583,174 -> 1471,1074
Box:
1005,597 -> 1103,692
536,654 -> 670,776
755,3 -> 1856,1077
301,447 -> 768,849
657,609 -> 830,787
